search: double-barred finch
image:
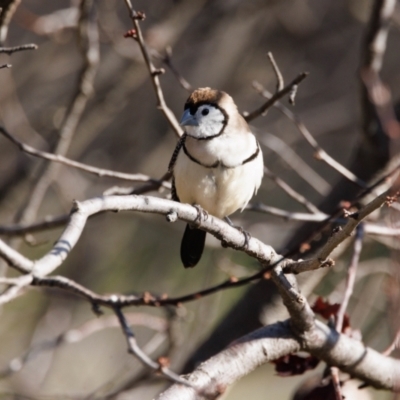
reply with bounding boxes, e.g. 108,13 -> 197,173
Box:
169,88 -> 264,268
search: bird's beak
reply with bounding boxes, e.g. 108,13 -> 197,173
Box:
180,109 -> 198,127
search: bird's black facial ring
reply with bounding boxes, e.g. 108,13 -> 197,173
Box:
183,102 -> 228,140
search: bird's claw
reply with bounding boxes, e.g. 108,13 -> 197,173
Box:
223,217 -> 251,250
236,226 -> 251,250
193,204 -> 208,227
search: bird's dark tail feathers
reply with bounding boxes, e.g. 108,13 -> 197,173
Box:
180,224 -> 206,268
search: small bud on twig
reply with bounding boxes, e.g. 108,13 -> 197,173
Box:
132,10 -> 146,20
124,29 -> 137,39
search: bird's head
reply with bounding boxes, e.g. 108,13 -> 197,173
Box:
180,88 -> 237,140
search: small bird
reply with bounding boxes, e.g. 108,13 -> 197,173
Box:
169,88 -> 264,268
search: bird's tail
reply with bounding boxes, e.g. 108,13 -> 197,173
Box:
180,224 -> 206,268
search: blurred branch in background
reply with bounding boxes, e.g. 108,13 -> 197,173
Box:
182,0 -> 400,384
0,0 -> 400,399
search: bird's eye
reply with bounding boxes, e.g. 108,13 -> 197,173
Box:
201,108 -> 209,116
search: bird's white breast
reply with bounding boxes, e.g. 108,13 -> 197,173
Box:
174,133 -> 263,218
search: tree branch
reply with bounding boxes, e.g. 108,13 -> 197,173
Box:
244,72 -> 308,122
123,0 -> 183,137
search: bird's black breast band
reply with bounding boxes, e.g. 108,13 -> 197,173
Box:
182,142 -> 260,169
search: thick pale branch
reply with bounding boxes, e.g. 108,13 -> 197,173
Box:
0,188 -> 390,286
156,321 -> 300,400
156,319 -> 400,399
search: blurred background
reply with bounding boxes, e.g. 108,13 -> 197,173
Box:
0,0 -> 400,398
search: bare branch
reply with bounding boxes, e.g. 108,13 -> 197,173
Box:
0,0 -> 20,44
159,46 -> 192,92
285,190 -> 390,274
263,166 -> 324,214
17,0 -> 100,226
0,214 -> 70,236
267,51 -> 284,92
123,1 -> 183,137
383,328 -> 400,356
0,43 -> 38,54
336,224 -> 364,331
259,132 -> 331,195
330,367 -> 343,400
360,0 -> 399,153
114,307 -> 191,387
0,63 -> 11,69
364,223 -> 400,236
0,190 -> 389,307
362,0 -> 396,73
0,126 -> 170,187
157,321 -> 300,400
253,82 -> 368,188
157,319 -> 400,399
244,72 -> 308,122
247,202 -> 328,222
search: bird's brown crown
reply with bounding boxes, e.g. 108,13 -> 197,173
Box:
184,87 -> 236,114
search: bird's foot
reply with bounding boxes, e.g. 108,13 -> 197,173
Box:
224,217 -> 251,250
192,204 -> 209,228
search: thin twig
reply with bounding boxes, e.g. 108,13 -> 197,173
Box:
244,72 -> 308,122
253,81 -> 368,188
259,133 -> 331,195
0,0 -> 21,44
159,46 -> 192,92
336,224 -> 364,331
16,0 -> 100,226
0,43 -> 38,54
247,202 -> 328,222
263,166 -> 324,214
360,0 -> 399,158
113,307 -> 191,387
267,51 -> 284,92
362,0 -> 397,73
0,63 -> 11,69
330,367 -> 343,400
0,126 -> 170,187
286,190 -> 390,273
0,312 -> 167,379
330,225 -> 365,400
383,328 -> 400,356
123,1 -> 183,137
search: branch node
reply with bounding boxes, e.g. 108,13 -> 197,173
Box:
288,84 -> 298,105
313,150 -> 323,160
132,10 -> 146,20
331,226 -> 343,236
91,302 -> 103,316
152,68 -> 165,77
385,192 -> 399,206
318,258 -> 335,268
158,356 -> 170,369
71,200 -> 81,212
166,210 -> 178,222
